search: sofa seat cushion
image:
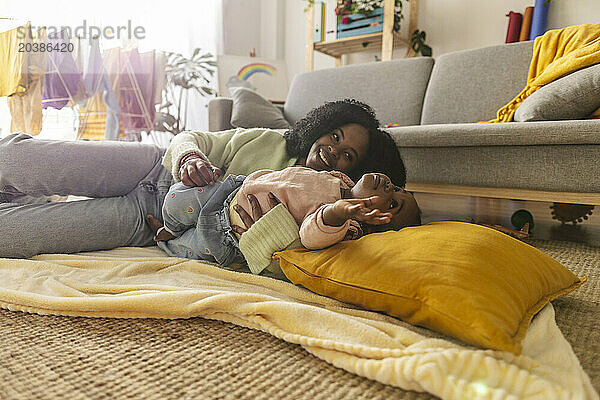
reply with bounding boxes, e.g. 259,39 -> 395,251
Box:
388,119 -> 600,147
388,120 -> 600,192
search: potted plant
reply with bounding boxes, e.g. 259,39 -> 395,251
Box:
306,0 -> 431,56
410,29 -> 432,56
155,48 -> 217,134
336,0 -> 403,32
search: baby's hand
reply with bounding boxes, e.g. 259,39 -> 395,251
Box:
323,196 -> 392,227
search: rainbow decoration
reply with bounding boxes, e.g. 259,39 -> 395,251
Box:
237,63 -> 277,81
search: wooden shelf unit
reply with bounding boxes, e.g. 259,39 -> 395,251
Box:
306,0 -> 419,71
313,31 -> 409,58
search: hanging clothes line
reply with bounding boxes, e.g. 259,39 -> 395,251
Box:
3,22 -> 166,141
81,46 -> 161,141
76,36 -> 120,140
42,30 -> 83,110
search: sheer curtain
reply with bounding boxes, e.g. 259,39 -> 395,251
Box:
0,0 -> 223,138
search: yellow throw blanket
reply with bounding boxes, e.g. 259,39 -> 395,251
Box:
490,23 -> 600,122
0,247 -> 597,400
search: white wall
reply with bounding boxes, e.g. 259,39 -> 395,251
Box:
282,0 -> 600,82
284,1 -> 310,83
419,0 -> 600,57
223,0 -> 262,57
222,0 -> 285,59
260,0 -> 286,59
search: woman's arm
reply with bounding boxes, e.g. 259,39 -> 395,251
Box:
161,129 -> 239,182
238,203 -> 301,275
162,128 -> 289,186
233,193 -> 302,276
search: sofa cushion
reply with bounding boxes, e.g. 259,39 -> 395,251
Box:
230,87 -> 291,129
284,57 -> 434,127
387,120 -> 600,192
421,41 -> 533,124
388,119 -> 600,147
514,63 -> 600,121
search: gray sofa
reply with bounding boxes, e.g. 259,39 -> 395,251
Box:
208,41 -> 600,205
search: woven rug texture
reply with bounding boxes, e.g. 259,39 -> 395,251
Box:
0,239 -> 598,400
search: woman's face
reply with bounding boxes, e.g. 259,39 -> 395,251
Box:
304,123 -> 369,173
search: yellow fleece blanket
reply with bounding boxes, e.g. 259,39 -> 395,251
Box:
490,23 -> 600,122
0,247 -> 597,400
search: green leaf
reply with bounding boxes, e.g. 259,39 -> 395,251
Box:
159,46 -> 216,132
421,44 -> 432,57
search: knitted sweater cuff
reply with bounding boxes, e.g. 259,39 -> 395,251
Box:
238,204 -> 300,275
170,142 -> 209,182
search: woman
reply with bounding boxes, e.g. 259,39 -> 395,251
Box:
166,98 -> 406,188
0,99 -> 406,258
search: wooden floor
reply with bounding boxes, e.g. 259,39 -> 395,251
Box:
415,192 -> 600,246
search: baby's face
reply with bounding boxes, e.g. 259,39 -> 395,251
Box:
351,173 -> 420,230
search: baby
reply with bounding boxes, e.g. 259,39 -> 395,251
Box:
146,166 -> 421,272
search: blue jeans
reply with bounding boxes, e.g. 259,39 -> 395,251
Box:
0,133 -> 174,258
157,175 -> 246,266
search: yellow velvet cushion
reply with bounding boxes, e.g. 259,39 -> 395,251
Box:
274,221 -> 585,354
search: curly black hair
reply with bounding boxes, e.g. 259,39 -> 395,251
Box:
284,99 -> 407,186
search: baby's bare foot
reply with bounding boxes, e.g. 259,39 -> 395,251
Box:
155,229 -> 175,242
145,215 -> 176,242
145,214 -> 163,233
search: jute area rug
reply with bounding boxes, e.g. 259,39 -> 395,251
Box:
0,239 -> 598,400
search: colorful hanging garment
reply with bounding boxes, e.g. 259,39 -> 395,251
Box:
0,22 -> 30,97
152,51 -> 167,110
7,25 -> 46,134
140,50 -> 166,126
42,30 -> 83,110
102,47 -> 155,138
77,37 -> 120,140
102,47 -> 126,139
120,48 -> 155,132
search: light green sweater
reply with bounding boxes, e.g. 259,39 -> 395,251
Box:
161,128 -> 301,277
239,203 -> 303,280
162,128 -> 297,181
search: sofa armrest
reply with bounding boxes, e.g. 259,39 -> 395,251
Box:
208,97 -> 234,132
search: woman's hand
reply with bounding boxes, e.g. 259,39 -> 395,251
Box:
180,157 -> 223,187
231,192 -> 281,235
322,196 -> 392,227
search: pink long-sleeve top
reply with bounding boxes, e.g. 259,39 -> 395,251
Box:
230,166 -> 362,249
